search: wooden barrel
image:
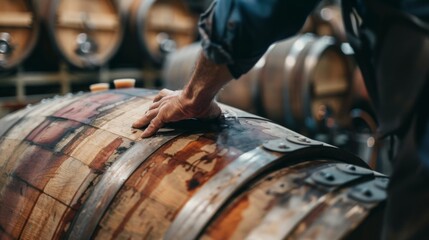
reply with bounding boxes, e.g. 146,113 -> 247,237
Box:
162,42 -> 201,90
130,0 -> 198,66
0,0 -> 40,71
0,88 -> 386,239
46,0 -> 125,68
216,56 -> 265,114
259,34 -> 354,134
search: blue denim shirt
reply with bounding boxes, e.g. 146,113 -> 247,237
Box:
199,0 -> 429,79
199,0 -> 318,78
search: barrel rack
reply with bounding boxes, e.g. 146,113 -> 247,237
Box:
0,64 -> 160,118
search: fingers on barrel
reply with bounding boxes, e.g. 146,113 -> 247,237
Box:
141,116 -> 164,138
132,108 -> 159,128
153,88 -> 174,102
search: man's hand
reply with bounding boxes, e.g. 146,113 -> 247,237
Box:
132,89 -> 222,138
132,52 -> 233,138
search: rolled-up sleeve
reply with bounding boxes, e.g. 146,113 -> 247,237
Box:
199,0 -> 319,78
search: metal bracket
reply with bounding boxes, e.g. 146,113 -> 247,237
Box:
311,166 -> 361,187
374,177 -> 389,190
348,178 -> 387,203
336,163 -> 374,176
263,139 -> 302,153
286,135 -> 323,146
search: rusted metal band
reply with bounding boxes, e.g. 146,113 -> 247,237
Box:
246,165 -> 386,240
246,188 -> 328,240
165,133 -> 370,240
66,131 -> 184,240
164,144 -> 311,240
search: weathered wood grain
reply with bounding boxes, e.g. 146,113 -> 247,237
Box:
94,118 -> 295,239
0,88 -> 384,240
0,174 -> 41,239
0,91 -> 148,239
202,161 -> 328,240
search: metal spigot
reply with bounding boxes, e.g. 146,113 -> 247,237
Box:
0,32 -> 12,55
75,33 -> 98,56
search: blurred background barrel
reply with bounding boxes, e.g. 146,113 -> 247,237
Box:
0,0 -> 40,71
259,34 -> 353,134
162,34 -> 354,134
0,88 -> 386,240
130,0 -> 199,66
216,55 -> 264,114
162,42 -> 200,90
46,0 -> 125,68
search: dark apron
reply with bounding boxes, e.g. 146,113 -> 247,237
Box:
342,1 -> 429,239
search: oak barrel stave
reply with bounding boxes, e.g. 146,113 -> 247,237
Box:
92,119 -> 297,239
0,88 -> 384,240
0,91 -> 142,239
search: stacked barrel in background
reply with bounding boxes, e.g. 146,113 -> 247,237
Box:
0,0 -> 199,72
130,0 -> 198,65
162,37 -> 352,137
0,0 -> 40,71
111,0 -> 199,68
161,33 -> 383,171
0,0 -> 201,120
0,88 -> 387,239
0,0 -> 385,171
45,0 -> 125,68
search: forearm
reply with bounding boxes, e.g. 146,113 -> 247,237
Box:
181,52 -> 232,114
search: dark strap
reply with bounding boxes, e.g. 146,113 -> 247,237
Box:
342,0 -> 429,137
341,0 -> 378,107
